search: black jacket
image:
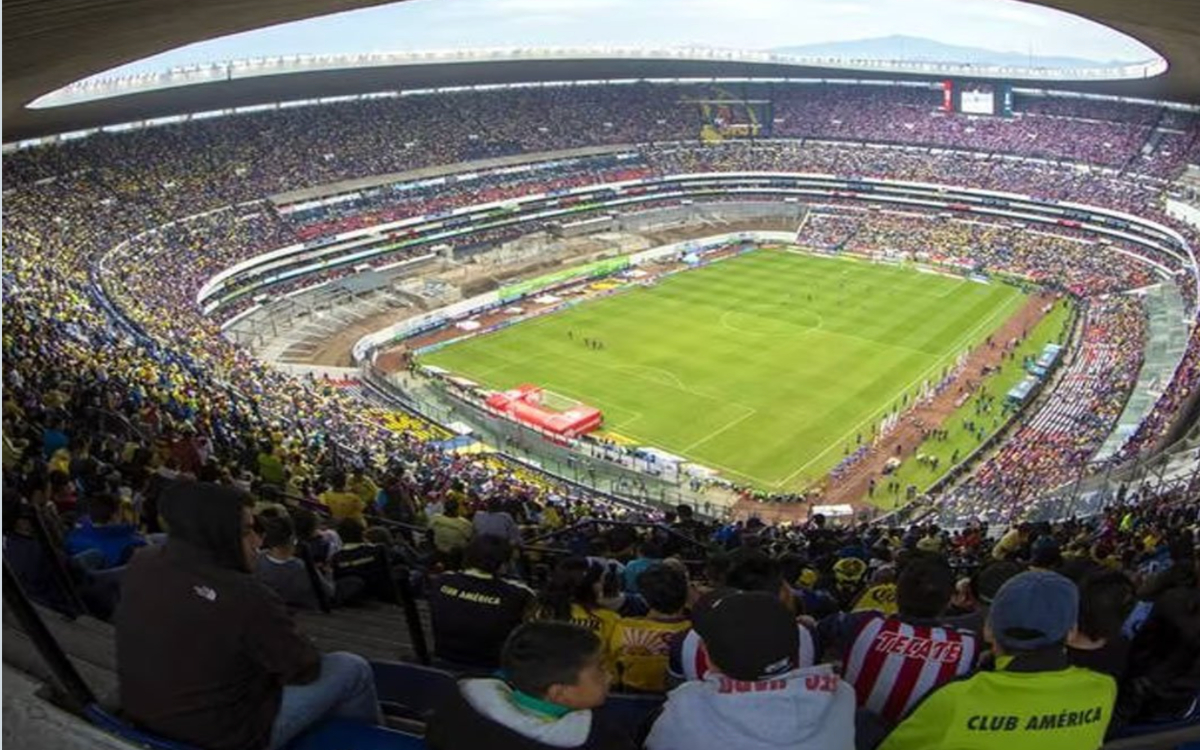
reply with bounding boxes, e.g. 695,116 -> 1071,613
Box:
116,482 -> 320,750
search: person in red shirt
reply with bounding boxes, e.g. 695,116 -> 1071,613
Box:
818,555 -> 979,724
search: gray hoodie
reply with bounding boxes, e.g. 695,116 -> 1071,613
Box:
645,664 -> 856,750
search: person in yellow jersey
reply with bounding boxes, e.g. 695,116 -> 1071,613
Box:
606,564 -> 691,692
319,471 -> 368,526
534,558 -> 619,646
878,570 -> 1116,750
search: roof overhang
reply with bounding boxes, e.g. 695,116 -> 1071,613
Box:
4,0 -> 1198,141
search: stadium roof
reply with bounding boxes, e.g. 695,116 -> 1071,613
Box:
4,0 -> 1199,141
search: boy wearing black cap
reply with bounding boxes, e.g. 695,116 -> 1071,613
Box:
878,570 -> 1116,750
645,592 -> 856,750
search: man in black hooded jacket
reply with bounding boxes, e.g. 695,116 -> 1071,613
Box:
116,480 -> 381,750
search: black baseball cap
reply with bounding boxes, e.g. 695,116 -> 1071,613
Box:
694,591 -> 798,681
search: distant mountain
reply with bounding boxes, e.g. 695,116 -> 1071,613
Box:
769,35 -> 1124,69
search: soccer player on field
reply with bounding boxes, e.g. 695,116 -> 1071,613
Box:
817,555 -> 979,725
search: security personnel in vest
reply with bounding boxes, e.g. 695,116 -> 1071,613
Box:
878,570 -> 1116,750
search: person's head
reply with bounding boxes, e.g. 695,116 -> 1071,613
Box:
726,549 -> 791,609
291,507 -> 318,540
1076,570 -> 1135,643
502,622 -> 609,710
336,517 -> 366,544
1030,536 -> 1062,570
262,515 -> 297,556
161,480 -> 258,572
896,555 -> 956,618
637,563 -> 688,616
330,471 -> 347,492
971,560 -> 1023,608
986,570 -> 1078,655
542,557 -> 602,619
87,494 -> 119,526
695,591 -> 799,680
463,535 -> 512,575
364,527 -> 394,547
444,498 -> 460,517
676,504 -> 694,521
638,537 -> 665,560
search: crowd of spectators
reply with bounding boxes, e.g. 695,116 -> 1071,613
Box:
937,296 -> 1149,523
3,82 -> 1199,587
25,463 -> 1195,749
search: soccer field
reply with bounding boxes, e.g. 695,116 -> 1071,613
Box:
420,248 -> 1027,490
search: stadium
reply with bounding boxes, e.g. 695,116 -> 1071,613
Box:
2,0 -> 1199,749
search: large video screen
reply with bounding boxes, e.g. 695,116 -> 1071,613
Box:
960,85 -> 996,115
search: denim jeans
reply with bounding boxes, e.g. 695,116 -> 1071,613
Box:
268,652 -> 382,749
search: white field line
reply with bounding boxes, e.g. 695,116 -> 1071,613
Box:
773,290 -> 1026,488
681,405 -> 758,453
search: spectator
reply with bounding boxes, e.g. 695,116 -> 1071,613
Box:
1114,587 -> 1200,728
606,563 -> 691,692
622,538 -> 664,594
473,497 -> 522,545
115,481 -> 380,750
64,493 -> 145,569
291,507 -> 339,566
429,535 -> 534,669
426,621 -> 631,750
991,523 -> 1032,561
670,549 -> 817,685
646,591 -> 856,750
256,441 -> 285,487
535,557 -> 619,644
1066,570 -> 1135,680
328,517 -> 402,603
319,472 -> 366,525
429,497 -> 474,568
347,467 -> 379,509
819,555 -> 979,724
255,515 -> 364,610
878,570 -> 1116,750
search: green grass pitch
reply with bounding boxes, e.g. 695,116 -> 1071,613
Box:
420,248 -> 1027,491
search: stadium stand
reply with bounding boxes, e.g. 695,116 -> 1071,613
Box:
3,81 -> 1200,750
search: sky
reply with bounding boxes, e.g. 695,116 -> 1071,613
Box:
89,0 -> 1159,81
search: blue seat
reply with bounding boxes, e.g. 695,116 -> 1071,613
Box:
286,718 -> 426,750
83,704 -> 201,750
371,660 -> 458,722
1115,694 -> 1200,738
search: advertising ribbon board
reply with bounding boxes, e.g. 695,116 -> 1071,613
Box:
498,256 -> 630,302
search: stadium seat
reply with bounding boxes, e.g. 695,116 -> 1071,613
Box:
83,704 -> 200,750
370,660 -> 457,722
1113,693 -> 1200,738
285,717 -> 427,750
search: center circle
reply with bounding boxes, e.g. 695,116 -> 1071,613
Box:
721,304 -> 823,336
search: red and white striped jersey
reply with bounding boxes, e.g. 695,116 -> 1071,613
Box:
841,615 -> 978,723
670,621 -> 817,682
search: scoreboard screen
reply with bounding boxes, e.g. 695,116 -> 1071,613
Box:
960,85 -> 995,115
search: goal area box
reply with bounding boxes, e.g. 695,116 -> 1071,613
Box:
485,384 -> 602,438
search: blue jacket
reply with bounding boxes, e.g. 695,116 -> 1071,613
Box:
66,520 -> 145,568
